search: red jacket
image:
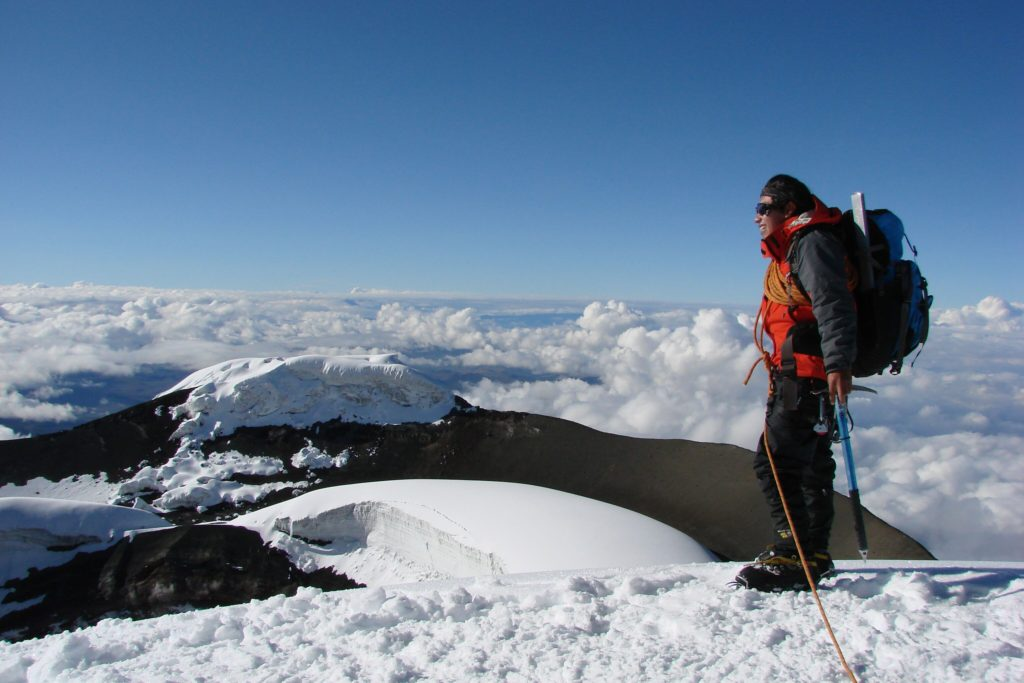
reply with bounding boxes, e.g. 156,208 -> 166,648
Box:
759,197 -> 855,381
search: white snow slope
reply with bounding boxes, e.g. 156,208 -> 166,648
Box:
231,480 -> 715,586
1,562 -> 1021,682
2,481 -> 1021,681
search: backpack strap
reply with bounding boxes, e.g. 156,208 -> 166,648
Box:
785,226 -> 825,306
779,334 -> 800,410
786,225 -> 860,307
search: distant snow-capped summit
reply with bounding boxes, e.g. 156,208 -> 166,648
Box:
160,354 -> 456,441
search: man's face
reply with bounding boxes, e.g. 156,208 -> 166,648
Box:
755,195 -> 787,240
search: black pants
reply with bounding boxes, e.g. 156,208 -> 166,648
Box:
753,379 -> 836,553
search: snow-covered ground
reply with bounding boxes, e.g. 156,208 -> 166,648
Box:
2,485 -> 1021,681
2,480 -> 1021,681
1,561 -> 1021,682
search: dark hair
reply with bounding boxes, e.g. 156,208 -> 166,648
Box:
760,174 -> 814,215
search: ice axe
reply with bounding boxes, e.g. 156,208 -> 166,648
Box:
835,398 -> 869,560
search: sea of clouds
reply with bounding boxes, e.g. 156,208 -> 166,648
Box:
1,283 -> 1022,560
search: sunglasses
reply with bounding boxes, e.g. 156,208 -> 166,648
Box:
755,202 -> 780,216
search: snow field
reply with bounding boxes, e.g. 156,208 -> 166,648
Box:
1,563 -> 1021,682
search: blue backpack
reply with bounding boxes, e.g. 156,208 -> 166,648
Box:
841,207 -> 933,376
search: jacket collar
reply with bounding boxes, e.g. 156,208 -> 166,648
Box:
760,195 -> 843,261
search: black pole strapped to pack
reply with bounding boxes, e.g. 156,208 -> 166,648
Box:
891,261 -> 914,374
850,192 -> 874,292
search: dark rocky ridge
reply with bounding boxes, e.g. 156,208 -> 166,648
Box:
0,393 -> 934,563
1,525 -> 361,642
0,388 -> 190,486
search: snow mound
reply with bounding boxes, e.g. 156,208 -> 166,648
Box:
232,480 -> 716,585
0,498 -> 171,586
160,354 -> 456,440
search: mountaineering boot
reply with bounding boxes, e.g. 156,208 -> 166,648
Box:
811,550 -> 835,580
734,545 -> 805,592
732,545 -> 832,592
753,543 -> 795,563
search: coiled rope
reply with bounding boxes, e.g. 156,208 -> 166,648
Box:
761,426 -> 859,683
743,259 -> 856,386
764,259 -> 813,308
744,263 -> 811,387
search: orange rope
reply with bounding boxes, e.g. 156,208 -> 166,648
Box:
761,428 -> 859,683
747,256 -> 858,387
744,298 -> 772,387
764,259 -> 811,307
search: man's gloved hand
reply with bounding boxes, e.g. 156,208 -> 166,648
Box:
827,369 -> 853,405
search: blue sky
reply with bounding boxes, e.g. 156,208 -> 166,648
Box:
1,1 -> 1021,307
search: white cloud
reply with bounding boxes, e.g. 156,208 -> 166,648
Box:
934,296 -> 1023,332
0,424 -> 25,440
0,284 -> 1022,560
850,428 -> 1024,561
0,385 -> 77,422
461,303 -> 767,445
374,303 -> 486,349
